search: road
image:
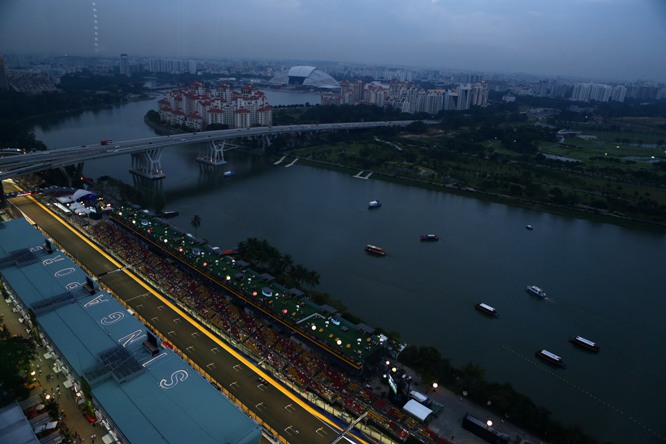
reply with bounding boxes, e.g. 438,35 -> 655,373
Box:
0,121 -> 414,180
8,192 -> 372,444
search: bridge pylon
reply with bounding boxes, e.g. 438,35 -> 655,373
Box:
262,134 -> 273,150
197,140 -> 227,166
130,148 -> 165,179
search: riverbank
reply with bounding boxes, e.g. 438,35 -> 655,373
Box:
16,94 -> 155,128
292,155 -> 666,232
142,114 -> 184,136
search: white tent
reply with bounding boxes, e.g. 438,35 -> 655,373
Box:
56,189 -> 94,204
402,399 -> 433,422
71,189 -> 95,201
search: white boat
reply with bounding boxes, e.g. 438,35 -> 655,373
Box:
368,200 -> 382,209
365,244 -> 386,256
536,349 -> 566,367
475,303 -> 498,317
570,336 -> 600,352
526,285 -> 547,298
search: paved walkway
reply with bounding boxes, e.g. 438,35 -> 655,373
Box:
1,296 -> 104,443
366,363 -> 544,444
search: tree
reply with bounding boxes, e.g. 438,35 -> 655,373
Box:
190,214 -> 201,238
0,336 -> 36,403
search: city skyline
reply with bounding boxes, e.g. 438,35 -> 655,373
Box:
1,0 -> 666,83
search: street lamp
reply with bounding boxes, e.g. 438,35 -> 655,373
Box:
486,419 -> 493,428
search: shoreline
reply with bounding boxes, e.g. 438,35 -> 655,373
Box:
293,156 -> 666,232
139,112 -> 666,231
17,94 -> 156,129
138,114 -> 666,231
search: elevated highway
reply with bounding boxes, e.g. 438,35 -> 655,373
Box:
0,121 -> 413,181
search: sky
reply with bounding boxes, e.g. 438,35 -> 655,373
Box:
1,0 -> 665,82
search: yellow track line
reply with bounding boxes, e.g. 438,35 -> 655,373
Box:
25,195 -> 368,443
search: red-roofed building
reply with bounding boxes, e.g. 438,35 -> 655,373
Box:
234,107 -> 251,128
256,105 -> 273,127
156,82 -> 272,129
172,109 -> 186,126
186,111 -> 203,130
207,107 -> 225,126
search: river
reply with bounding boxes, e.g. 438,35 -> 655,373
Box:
30,94 -> 666,444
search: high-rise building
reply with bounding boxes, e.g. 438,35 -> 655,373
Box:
589,83 -> 612,102
0,57 -> 9,90
119,53 -> 130,77
571,83 -> 591,101
471,82 -> 489,107
425,90 -> 444,115
610,85 -> 627,102
352,80 -> 365,103
456,84 -> 472,110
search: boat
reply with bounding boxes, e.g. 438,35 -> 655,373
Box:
365,244 -> 386,256
368,200 -> 382,209
159,210 -> 179,218
570,336 -> 600,353
475,303 -> 498,317
420,234 -> 440,242
535,349 -> 566,367
223,170 -> 235,177
526,285 -> 547,299
526,224 -> 534,231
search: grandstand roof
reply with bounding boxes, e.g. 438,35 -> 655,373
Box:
0,218 -> 261,444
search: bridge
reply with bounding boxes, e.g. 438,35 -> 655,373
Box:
0,121 -> 413,182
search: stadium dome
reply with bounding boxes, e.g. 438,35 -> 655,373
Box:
269,65 -> 339,89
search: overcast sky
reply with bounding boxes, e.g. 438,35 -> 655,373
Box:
1,0 -> 665,82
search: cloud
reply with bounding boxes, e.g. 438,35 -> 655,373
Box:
0,0 -> 664,81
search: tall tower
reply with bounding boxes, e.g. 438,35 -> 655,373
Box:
119,53 -> 130,77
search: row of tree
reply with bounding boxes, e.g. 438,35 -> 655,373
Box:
0,309 -> 37,405
236,237 -> 320,289
398,345 -> 598,444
